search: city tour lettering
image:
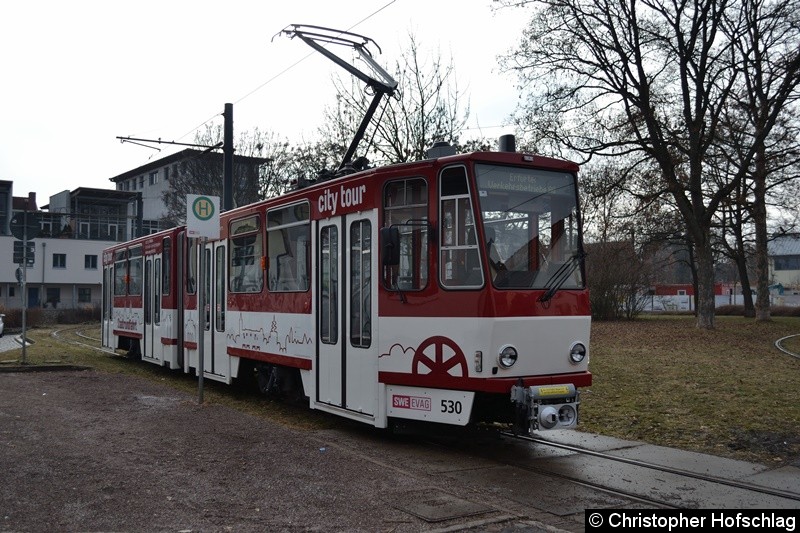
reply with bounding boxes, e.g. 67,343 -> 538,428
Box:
318,184 -> 367,216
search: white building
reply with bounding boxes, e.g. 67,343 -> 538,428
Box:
768,233 -> 800,291
2,149 -> 267,311
108,147 -> 268,230
1,183 -> 136,310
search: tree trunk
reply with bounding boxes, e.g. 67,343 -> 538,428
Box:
694,239 -> 716,329
734,254 -> 756,317
731,214 -> 756,317
753,147 -> 771,322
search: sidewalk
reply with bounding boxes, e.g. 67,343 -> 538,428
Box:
0,333 -> 24,354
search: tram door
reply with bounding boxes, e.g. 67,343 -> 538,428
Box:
102,266 -> 113,348
142,255 -> 163,364
199,241 -> 230,383
316,212 -> 378,414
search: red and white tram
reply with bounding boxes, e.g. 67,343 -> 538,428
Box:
102,140 -> 591,434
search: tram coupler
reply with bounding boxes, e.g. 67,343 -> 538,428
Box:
511,383 -> 580,432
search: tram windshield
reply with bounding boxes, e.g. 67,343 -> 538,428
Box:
475,164 -> 584,289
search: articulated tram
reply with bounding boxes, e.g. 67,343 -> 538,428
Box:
102,139 -> 591,434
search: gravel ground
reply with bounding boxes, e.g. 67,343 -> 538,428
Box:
0,369 -> 556,533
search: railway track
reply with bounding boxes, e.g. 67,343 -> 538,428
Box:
50,325 -> 117,356
503,432 -> 800,503
775,333 -> 800,359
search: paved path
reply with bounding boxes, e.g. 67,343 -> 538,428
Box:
0,333 -> 22,354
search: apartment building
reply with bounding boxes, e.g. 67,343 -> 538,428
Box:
2,148 -> 267,310
0,183 -> 135,309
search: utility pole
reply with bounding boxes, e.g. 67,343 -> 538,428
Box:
117,102 -> 234,213
223,103 -> 234,212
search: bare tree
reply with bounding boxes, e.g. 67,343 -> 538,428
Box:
498,0 -> 800,328
320,32 -> 470,166
718,0 -> 800,320
160,125 -> 290,226
585,240 -> 652,320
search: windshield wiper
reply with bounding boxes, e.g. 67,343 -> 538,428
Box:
538,252 -> 586,304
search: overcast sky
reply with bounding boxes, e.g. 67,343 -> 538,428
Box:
0,1 -> 529,203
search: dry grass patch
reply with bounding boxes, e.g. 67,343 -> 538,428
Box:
582,316 -> 800,465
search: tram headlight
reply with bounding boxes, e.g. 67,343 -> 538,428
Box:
498,345 -> 518,368
538,406 -> 559,429
558,405 -> 577,426
569,342 -> 586,364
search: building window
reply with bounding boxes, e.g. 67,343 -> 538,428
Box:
40,220 -> 54,238
164,166 -> 170,181
138,176 -> 144,188
775,255 -> 800,271
9,286 -> 14,297
78,287 -> 92,303
85,255 -> 98,269
45,288 -> 61,308
53,253 -> 66,268
149,171 -> 158,185
142,220 -> 161,235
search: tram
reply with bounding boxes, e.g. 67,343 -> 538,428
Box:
102,136 -> 591,434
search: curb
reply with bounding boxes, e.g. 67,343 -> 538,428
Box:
0,364 -> 92,373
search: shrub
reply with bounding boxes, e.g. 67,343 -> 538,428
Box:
772,305 -> 800,317
56,305 -> 101,324
716,305 -> 745,316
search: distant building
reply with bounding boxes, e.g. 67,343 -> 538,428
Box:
1,183 -> 136,310
109,148 -> 268,230
769,233 -> 800,290
2,148 -> 267,311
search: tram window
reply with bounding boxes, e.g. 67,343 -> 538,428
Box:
154,258 -> 161,325
350,220 -> 371,348
186,242 -> 197,294
162,238 -> 171,295
204,247 -> 211,331
439,167 -> 483,289
230,216 -> 263,293
128,246 -> 143,295
320,225 -> 338,344
114,253 -> 127,296
144,260 -> 151,325
216,246 -> 225,332
382,178 -> 428,291
475,164 -> 583,289
267,203 -> 310,292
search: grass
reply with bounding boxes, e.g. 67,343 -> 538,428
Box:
4,317 -> 800,465
581,316 -> 800,465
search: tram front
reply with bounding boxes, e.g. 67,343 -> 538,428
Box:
378,150 -> 591,435
471,158 -> 591,433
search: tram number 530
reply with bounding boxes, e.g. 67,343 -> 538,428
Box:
441,399 -> 462,414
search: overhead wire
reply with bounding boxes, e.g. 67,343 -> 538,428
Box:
166,0 -> 398,146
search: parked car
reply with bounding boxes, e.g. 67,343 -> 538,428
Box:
0,314 -> 4,337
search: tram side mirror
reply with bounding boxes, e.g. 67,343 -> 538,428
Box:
381,226 -> 400,266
